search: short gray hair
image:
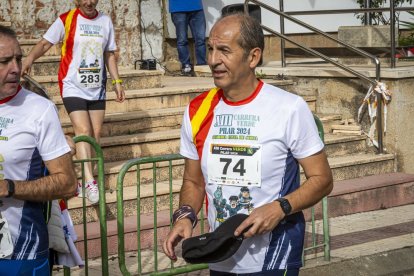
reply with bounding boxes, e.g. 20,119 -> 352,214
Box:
219,12 -> 264,61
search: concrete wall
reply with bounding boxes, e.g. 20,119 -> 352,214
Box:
386,76 -> 414,173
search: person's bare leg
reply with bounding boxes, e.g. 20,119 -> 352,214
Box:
88,109 -> 105,143
69,110 -> 95,182
88,109 -> 105,183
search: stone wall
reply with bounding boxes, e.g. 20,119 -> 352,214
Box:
0,0 -> 144,67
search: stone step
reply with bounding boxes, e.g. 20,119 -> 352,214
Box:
67,180 -> 182,225
327,152 -> 395,182
69,152 -> 395,224
30,55 -> 60,76
102,158 -> 184,191
99,129 -> 181,163
19,39 -> 61,57
62,106 -> 185,137
308,172 -> 414,219
324,133 -> 369,157
26,68 -> 162,97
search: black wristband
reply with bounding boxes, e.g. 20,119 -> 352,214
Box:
5,179 -> 15,198
172,205 -> 198,228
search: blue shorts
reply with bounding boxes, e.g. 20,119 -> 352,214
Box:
0,258 -> 49,276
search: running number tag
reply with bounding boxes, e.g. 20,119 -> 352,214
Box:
77,60 -> 102,88
0,215 -> 14,259
208,143 -> 262,187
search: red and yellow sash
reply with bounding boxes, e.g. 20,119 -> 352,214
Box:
189,87 -> 222,158
58,8 -> 80,95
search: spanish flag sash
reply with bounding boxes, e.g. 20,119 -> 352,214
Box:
189,87 -> 222,158
58,8 -> 80,95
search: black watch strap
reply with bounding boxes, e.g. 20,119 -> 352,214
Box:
275,197 -> 292,215
5,179 -> 15,198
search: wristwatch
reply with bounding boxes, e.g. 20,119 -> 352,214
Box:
5,179 -> 15,198
275,197 -> 292,215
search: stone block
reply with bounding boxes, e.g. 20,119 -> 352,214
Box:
338,25 -> 397,47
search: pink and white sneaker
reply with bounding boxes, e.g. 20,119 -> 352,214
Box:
77,180 -> 99,204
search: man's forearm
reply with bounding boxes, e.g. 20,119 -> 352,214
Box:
178,158 -> 206,214
13,172 -> 76,201
178,179 -> 206,214
0,153 -> 77,201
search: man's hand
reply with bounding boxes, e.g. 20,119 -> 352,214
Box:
162,219 -> 193,261
234,201 -> 285,238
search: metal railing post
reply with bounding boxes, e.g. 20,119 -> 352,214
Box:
390,0 -> 396,68
364,0 -> 368,25
280,0 -> 286,67
73,135 -> 108,276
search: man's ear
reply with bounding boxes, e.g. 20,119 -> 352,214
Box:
248,47 -> 262,69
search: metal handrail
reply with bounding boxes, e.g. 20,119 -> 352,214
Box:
245,0 -> 385,154
277,2 -> 414,69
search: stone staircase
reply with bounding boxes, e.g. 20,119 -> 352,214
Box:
17,38 -> 414,260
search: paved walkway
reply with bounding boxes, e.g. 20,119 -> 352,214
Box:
53,204 -> 414,275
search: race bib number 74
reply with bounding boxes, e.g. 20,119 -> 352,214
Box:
207,143 -> 262,187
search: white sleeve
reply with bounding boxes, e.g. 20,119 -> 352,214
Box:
285,97 -> 324,160
105,17 -> 117,51
43,18 -> 65,45
37,102 -> 70,161
179,105 -> 199,160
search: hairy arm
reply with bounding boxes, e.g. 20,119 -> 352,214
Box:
162,158 -> 206,261
235,150 -> 333,238
104,51 -> 125,102
178,158 -> 206,212
0,152 -> 77,201
21,38 -> 54,76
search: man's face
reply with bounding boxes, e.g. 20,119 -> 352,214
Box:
207,18 -> 252,95
0,36 -> 22,100
76,0 -> 99,17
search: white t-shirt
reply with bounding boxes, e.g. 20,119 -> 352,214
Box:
0,87 -> 70,260
180,81 -> 324,273
44,8 -> 116,100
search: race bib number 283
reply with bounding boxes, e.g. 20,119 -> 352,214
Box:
207,143 -> 262,187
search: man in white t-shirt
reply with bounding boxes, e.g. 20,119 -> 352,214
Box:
162,13 -> 333,275
0,25 -> 77,274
